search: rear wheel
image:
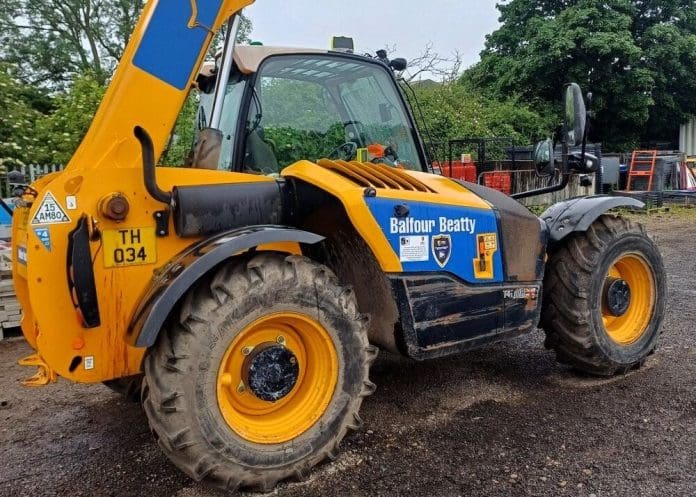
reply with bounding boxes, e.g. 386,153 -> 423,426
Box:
541,215 -> 666,375
142,253 -> 377,491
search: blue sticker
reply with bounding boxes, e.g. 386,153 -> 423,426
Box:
17,246 -> 27,265
133,0 -> 223,90
33,227 -> 51,252
365,197 -> 504,284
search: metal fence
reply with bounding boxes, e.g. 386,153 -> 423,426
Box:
2,164 -> 64,197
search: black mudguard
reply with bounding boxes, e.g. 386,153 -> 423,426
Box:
126,226 -> 323,348
541,195 -> 644,243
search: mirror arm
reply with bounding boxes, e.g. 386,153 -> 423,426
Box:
511,172 -> 571,200
579,92 -> 592,171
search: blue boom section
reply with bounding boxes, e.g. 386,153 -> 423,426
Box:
365,197 -> 504,284
133,0 -> 223,90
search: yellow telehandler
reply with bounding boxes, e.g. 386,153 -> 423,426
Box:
11,0 -> 665,491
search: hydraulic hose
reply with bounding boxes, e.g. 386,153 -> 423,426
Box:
134,126 -> 172,205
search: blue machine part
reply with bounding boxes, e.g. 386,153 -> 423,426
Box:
133,0 -> 222,90
365,197 -> 504,283
0,199 -> 14,225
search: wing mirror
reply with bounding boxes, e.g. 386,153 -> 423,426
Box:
389,58 -> 408,72
533,139 -> 555,177
564,83 -> 586,147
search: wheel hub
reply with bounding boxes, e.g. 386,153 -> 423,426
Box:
604,277 -> 631,317
243,343 -> 299,402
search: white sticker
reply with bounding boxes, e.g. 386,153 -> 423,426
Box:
17,246 -> 27,265
66,195 -> 77,210
84,356 -> 94,370
399,235 -> 429,262
31,192 -> 71,225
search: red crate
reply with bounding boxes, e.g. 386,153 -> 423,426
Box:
438,161 -> 477,182
483,171 -> 512,195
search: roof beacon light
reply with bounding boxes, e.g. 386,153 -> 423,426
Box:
331,36 -> 354,54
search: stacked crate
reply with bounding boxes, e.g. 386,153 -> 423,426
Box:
0,245 -> 20,339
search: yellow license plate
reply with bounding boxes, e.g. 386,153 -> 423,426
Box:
102,227 -> 157,268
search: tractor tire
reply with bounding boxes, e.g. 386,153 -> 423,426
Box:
103,375 -> 143,403
141,253 -> 377,492
541,215 -> 666,376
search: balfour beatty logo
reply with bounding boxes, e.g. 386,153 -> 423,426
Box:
390,217 -> 477,234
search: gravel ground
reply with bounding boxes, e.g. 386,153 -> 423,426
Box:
1,211 -> 695,497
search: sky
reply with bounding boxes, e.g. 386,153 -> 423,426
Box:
243,0 -> 502,77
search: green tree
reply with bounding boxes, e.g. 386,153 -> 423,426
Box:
466,0 -> 696,150
410,82 -> 553,157
0,0 -> 144,87
34,72 -> 105,165
0,64 -> 45,169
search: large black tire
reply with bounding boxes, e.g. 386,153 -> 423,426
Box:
103,375 -> 143,403
541,215 -> 666,376
142,253 -> 377,492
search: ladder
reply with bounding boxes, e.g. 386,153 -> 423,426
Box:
627,150 -> 658,191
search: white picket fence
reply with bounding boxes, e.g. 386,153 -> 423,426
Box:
20,164 -> 64,183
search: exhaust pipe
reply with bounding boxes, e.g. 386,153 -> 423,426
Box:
134,126 -> 172,205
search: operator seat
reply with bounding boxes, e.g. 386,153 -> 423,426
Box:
244,129 -> 279,174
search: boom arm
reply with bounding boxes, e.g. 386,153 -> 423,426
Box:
64,0 -> 253,173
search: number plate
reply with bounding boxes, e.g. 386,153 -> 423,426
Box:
102,228 -> 157,268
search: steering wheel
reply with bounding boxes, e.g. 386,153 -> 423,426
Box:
329,142 -> 358,161
343,120 -> 366,143
371,145 -> 399,167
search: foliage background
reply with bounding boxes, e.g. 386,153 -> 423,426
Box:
0,0 -> 693,170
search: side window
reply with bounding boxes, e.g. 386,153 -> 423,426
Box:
244,76 -> 345,173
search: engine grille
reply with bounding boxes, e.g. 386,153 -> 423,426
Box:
317,159 -> 435,193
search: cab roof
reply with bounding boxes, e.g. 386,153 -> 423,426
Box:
233,45 -> 328,74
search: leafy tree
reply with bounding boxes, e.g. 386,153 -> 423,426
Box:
160,94 -> 198,165
34,72 -> 105,165
410,82 -> 553,158
466,0 -> 696,150
0,64 -> 44,169
0,0 -> 144,87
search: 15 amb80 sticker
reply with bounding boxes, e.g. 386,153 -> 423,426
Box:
31,192 -> 70,225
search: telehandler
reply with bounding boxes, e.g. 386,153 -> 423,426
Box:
11,0 -> 665,491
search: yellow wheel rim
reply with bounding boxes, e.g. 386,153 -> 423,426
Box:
601,254 -> 655,345
216,312 -> 338,444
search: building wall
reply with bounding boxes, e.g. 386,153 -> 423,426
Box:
680,118 -> 696,156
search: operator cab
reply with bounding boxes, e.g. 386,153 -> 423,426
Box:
193,46 -> 428,174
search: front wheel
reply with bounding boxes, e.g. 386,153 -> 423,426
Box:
541,215 -> 666,375
142,253 -> 377,492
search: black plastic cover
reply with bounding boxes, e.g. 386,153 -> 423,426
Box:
66,216 -> 100,328
173,181 -> 284,237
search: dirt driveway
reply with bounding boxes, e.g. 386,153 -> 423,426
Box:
1,212 -> 695,497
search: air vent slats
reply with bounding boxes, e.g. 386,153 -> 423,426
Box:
317,159 -> 435,193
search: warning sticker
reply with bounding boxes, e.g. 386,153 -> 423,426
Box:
33,227 -> 51,251
31,192 -> 70,225
399,235 -> 429,262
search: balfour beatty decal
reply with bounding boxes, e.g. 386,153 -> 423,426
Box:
366,197 -> 504,284
390,217 -> 476,234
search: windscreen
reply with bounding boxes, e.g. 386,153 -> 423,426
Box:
242,54 -> 425,173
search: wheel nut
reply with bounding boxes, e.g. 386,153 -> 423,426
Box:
289,357 -> 297,365
237,382 -> 246,394
220,373 -> 233,387
276,336 -> 286,345
241,346 -> 253,356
